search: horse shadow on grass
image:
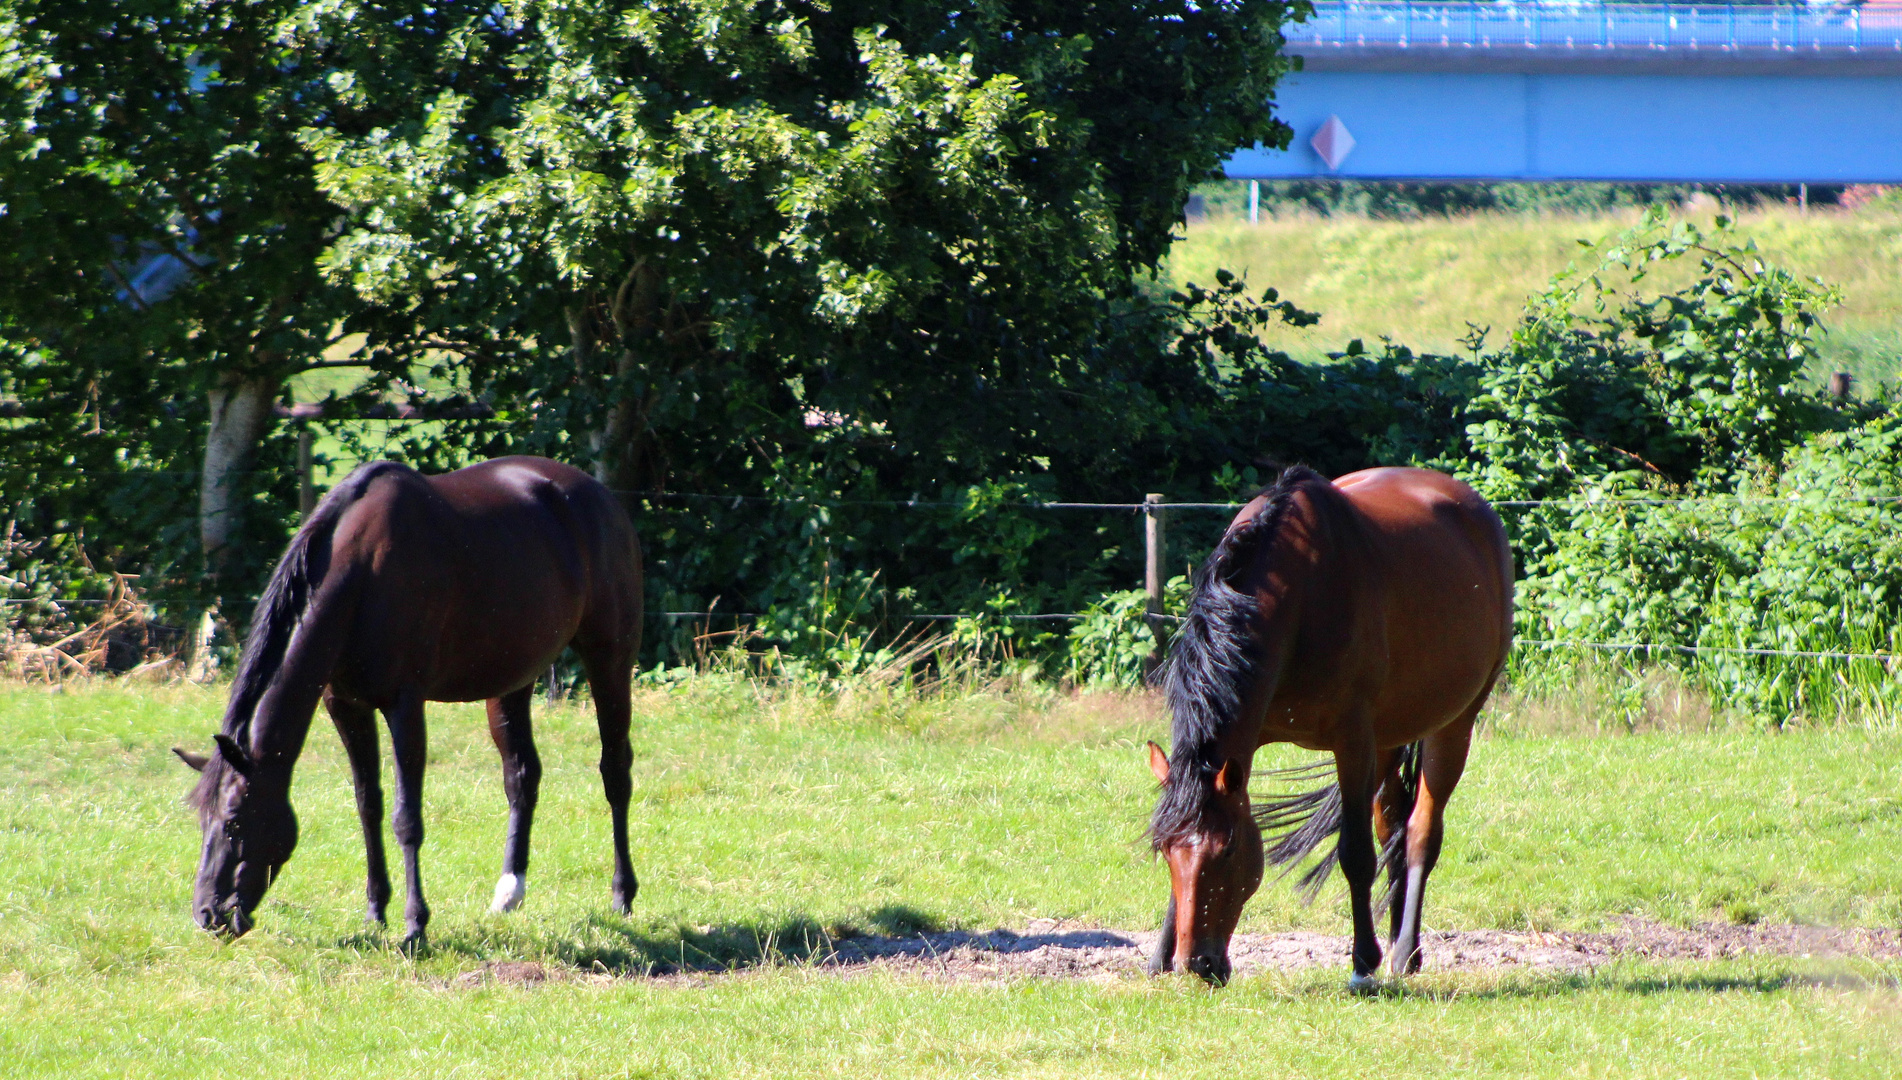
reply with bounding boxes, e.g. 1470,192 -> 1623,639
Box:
402,905 -> 1142,981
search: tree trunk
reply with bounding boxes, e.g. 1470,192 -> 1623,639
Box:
574,261 -> 664,503
180,372 -> 278,679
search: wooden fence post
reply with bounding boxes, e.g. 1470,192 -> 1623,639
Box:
296,427 -> 316,519
1144,493 -> 1167,680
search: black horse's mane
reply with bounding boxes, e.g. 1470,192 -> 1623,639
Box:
1148,465 -> 1332,852
189,462 -> 405,812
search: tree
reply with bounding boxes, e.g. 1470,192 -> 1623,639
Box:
0,1 -> 464,648
305,0 -> 1309,644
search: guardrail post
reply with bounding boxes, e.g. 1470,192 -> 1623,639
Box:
1249,180 -> 1259,223
1144,493 -> 1167,679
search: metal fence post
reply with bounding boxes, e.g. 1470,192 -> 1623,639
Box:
1144,493 -> 1167,679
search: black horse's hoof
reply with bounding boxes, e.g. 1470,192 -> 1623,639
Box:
1348,972 -> 1380,995
399,930 -> 428,955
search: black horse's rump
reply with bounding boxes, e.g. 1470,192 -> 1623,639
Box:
1147,465 -> 1328,850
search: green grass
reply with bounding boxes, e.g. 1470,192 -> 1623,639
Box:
1,680 -> 1898,1077
1168,207 -> 1902,390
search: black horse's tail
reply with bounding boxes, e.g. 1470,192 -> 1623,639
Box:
1253,741 -> 1423,906
217,463 -> 402,735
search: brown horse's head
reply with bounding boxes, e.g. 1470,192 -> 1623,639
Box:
176,737 -> 297,937
1148,741 -> 1262,986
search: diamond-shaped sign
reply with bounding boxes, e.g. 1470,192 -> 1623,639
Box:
1310,115 -> 1356,171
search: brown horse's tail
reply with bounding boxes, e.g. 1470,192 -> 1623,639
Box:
1253,741 -> 1422,907
217,463 -> 401,736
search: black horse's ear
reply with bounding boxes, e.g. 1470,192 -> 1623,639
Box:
213,734 -> 255,777
172,747 -> 210,772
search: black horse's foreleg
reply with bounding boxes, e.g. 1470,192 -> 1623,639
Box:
383,691 -> 431,950
1148,895 -> 1178,975
325,694 -> 390,926
1333,742 -> 1383,991
1391,716 -> 1475,977
583,652 -> 638,913
486,686 -> 541,914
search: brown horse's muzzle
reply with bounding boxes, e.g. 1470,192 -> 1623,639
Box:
1185,947 -> 1232,986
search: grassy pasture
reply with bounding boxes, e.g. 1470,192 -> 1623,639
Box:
1,680 -> 1898,1077
1168,207 -> 1902,391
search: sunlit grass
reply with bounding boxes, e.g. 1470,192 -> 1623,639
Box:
1,678 -> 1897,1076
1169,206 -> 1902,389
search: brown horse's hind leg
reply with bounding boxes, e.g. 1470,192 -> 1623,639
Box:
383,690 -> 432,950
1371,747 -> 1410,947
1389,711 -> 1475,977
582,649 -> 638,913
1333,739 -> 1385,991
486,686 -> 541,913
325,693 -> 390,926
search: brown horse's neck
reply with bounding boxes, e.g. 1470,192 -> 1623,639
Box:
1152,467 -> 1337,847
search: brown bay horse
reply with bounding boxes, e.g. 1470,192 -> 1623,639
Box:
174,456 -> 643,948
1146,465 -> 1512,989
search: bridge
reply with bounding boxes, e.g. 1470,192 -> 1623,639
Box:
1226,2 -> 1902,182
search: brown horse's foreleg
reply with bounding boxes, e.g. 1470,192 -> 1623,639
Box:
383,691 -> 431,950
583,651 -> 638,913
486,686 -> 541,913
1148,895 -> 1178,975
1333,741 -> 1384,991
1389,714 -> 1474,977
325,693 -> 390,926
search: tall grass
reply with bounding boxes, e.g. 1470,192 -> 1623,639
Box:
1168,206 -> 1902,389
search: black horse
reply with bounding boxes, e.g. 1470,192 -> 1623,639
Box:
175,456 -> 643,948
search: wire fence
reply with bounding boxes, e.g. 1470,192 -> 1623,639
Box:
9,485 -> 1901,669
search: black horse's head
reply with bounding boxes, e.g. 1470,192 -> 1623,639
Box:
175,736 -> 297,937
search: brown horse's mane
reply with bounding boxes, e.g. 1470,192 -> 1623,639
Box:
188,462 -> 406,814
1149,465 -> 1340,853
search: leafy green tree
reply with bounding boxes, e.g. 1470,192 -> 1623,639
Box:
0,1 -> 467,643
304,0 -> 1310,651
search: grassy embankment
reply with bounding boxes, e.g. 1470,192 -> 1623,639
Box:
1168,207 -> 1902,392
1,680 -> 1896,1077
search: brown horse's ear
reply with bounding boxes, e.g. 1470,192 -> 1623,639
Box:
1212,759 -> 1237,797
1146,741 -> 1171,784
172,747 -> 210,772
213,734 -> 255,777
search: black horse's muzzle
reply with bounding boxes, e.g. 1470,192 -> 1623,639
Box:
196,897 -> 253,938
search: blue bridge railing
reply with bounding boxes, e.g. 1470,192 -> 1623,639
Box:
1285,1 -> 1902,52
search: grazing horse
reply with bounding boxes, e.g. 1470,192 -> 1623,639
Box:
174,456 -> 643,948
1146,465 -> 1512,989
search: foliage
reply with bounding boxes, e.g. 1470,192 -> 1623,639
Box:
1191,178 -> 1842,221
0,0 -> 472,626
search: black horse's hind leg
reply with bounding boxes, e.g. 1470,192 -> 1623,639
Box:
1333,740 -> 1384,991
582,649 -> 638,913
1390,713 -> 1475,977
383,690 -> 432,949
486,686 -> 541,914
1148,895 -> 1178,975
325,693 -> 390,925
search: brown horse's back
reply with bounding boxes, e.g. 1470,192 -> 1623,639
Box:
1332,467 -> 1513,746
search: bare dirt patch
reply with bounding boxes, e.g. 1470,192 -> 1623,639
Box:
447,919 -> 1902,988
